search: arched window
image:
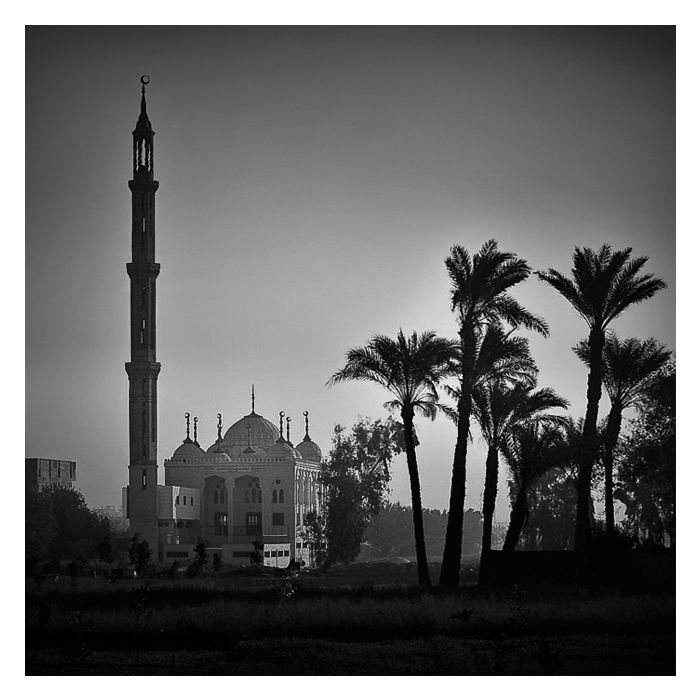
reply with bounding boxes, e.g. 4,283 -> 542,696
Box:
272,489 -> 278,504
279,489 -> 284,504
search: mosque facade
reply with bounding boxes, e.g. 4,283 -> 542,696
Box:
123,78 -> 323,566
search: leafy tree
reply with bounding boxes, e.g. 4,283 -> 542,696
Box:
128,535 -> 151,575
575,334 -> 671,540
441,241 -> 547,588
212,552 -> 222,573
472,379 -> 568,577
320,417 -> 400,567
615,363 -> 675,546
501,421 -> 571,550
303,511 -> 327,567
25,485 -> 111,570
97,536 -> 114,564
328,329 -> 458,587
537,245 -> 666,549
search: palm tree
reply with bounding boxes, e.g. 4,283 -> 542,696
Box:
537,245 -> 666,550
328,329 -> 459,587
574,333 -> 671,540
501,421 -> 570,551
440,241 -> 548,589
473,380 -> 569,579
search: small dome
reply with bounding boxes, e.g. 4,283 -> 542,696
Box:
206,439 -> 229,455
266,441 -> 300,460
223,412 -> 279,447
171,440 -> 206,460
296,438 -> 322,462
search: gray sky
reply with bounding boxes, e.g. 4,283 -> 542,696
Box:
26,26 -> 675,518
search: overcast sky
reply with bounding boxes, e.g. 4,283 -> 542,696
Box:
26,26 -> 674,518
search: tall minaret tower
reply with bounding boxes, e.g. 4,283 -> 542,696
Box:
125,76 -> 160,553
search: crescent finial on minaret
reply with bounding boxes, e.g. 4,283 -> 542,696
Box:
184,412 -> 191,443
286,416 -> 292,445
193,416 -> 199,446
251,384 -> 256,414
303,410 -> 311,441
277,411 -> 285,442
217,413 -> 223,442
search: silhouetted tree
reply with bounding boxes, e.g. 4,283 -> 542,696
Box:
440,241 -> 547,588
575,334 -> 671,540
501,421 -> 571,550
97,535 -> 114,564
329,330 -> 458,587
128,535 -> 151,575
537,245 -> 666,550
320,418 -> 400,567
472,379 -> 568,577
615,363 -> 675,546
25,486 -> 111,570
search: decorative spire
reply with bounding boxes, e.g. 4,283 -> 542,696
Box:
133,75 -> 154,177
303,411 -> 311,442
217,413 -> 223,442
193,416 -> 199,446
286,416 -> 292,445
251,384 -> 256,414
134,75 -> 153,133
277,411 -> 286,443
184,412 -> 192,443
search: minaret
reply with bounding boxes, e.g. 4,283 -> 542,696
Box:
125,75 -> 160,554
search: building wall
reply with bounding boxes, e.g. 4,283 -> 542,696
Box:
26,458 -> 76,491
161,457 -> 322,566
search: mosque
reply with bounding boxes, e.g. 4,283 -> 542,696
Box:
123,77 -> 324,566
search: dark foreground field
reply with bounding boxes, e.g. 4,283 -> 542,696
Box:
26,564 -> 675,675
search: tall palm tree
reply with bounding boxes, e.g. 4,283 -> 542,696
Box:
328,329 -> 459,587
574,333 -> 671,540
440,241 -> 548,589
473,380 -> 569,580
537,244 -> 666,550
501,421 -> 570,551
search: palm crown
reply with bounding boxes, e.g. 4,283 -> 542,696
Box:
328,330 -> 459,418
537,244 -> 667,330
447,240 -> 549,336
574,333 -> 671,409
473,382 -> 570,448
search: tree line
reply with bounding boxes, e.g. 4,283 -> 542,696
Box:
325,240 -> 671,589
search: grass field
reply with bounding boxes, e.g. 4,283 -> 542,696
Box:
25,564 -> 675,675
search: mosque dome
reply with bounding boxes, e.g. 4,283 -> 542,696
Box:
266,440 -> 301,460
171,440 -> 206,460
223,412 -> 279,447
296,438 -> 322,463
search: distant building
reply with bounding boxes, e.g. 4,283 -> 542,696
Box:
26,458 -> 77,492
122,78 -> 324,566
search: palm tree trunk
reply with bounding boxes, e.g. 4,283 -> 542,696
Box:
401,407 -> 431,588
602,402 -> 623,541
439,376 -> 472,588
477,444 -> 499,586
576,326 -> 605,551
502,488 -> 528,551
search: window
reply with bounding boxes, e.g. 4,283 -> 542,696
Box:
264,551 -> 271,558
141,469 -> 147,489
215,512 -> 228,535
175,495 -> 179,505
190,497 -> 194,506
272,490 -> 277,504
272,512 -> 284,526
279,489 -> 284,504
